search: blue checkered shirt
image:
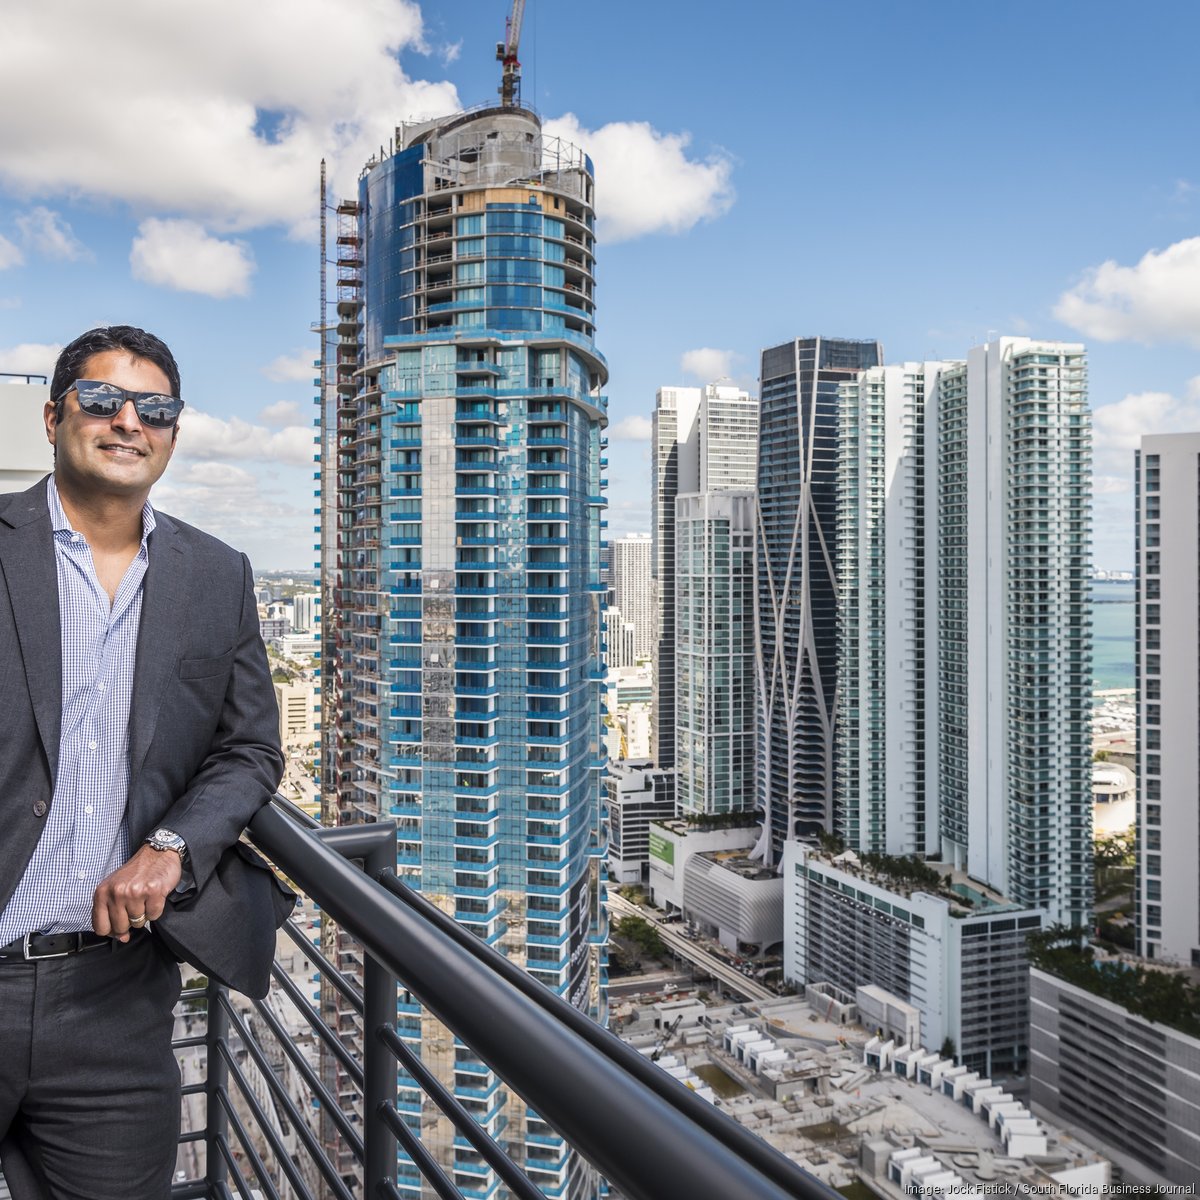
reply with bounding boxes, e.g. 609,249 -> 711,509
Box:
0,476 -> 155,941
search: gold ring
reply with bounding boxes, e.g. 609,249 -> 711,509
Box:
129,914 -> 148,928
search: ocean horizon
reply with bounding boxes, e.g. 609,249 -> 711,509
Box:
1092,578 -> 1134,692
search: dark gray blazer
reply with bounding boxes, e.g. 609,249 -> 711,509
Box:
0,477 -> 289,996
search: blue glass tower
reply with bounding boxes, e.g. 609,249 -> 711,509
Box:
326,105 -> 608,1199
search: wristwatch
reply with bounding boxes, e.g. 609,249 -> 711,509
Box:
145,828 -> 189,862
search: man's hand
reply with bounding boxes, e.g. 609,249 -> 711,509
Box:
92,845 -> 183,942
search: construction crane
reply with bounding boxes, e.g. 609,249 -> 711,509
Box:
496,0 -> 525,107
650,1014 -> 684,1062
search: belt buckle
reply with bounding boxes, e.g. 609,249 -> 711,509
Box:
22,932 -> 76,960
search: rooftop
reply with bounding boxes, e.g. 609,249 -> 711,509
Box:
702,849 -> 779,883
805,848 -> 1027,917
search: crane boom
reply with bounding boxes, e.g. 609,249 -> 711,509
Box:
505,0 -> 525,59
496,0 -> 526,107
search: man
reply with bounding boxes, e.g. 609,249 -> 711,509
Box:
0,326 -> 287,1199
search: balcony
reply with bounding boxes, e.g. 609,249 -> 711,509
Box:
142,799 -> 824,1200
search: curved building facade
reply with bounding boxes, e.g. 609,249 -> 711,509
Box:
326,106 -> 608,1200
754,337 -> 882,863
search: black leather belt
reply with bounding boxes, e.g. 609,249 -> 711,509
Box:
0,930 -> 133,962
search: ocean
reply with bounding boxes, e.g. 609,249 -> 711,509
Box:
1091,579 -> 1135,692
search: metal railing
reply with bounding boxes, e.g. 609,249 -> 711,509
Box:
170,797 -> 833,1200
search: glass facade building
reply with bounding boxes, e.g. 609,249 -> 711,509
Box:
941,340 -> 1092,926
832,341 -> 1092,928
652,384 -> 756,770
836,363 -> 944,857
675,490 -> 757,816
323,105 -> 608,1200
754,337 -> 882,864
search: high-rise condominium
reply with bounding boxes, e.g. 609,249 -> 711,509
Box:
836,362 -> 945,858
611,534 -> 653,659
652,383 -> 756,768
836,341 -> 1093,927
755,337 -> 881,863
676,490 -> 757,815
1135,433 -> 1200,964
323,103 -> 607,1200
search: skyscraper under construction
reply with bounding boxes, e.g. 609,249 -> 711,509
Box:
319,63 -> 609,1200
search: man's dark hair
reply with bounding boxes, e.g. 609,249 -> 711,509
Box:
50,326 -> 181,421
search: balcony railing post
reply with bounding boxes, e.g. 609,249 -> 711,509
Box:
205,976 -> 228,1192
362,835 -> 398,1197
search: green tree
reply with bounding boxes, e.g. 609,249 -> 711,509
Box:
614,916 -> 665,959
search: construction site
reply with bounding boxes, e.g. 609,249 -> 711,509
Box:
612,986 -> 1112,1197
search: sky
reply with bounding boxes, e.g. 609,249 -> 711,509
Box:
1,0 -> 1197,571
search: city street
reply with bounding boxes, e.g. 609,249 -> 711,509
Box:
606,892 -> 775,1002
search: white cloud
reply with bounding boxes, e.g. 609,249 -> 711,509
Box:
172,461 -> 260,489
1187,375 -> 1200,402
680,347 -> 735,380
1055,237 -> 1200,346
609,415 -> 652,440
0,1 -> 459,237
0,341 -> 61,379
1091,388 -> 1200,493
543,114 -> 734,242
0,234 -> 23,269
440,40 -> 462,65
155,461 -> 311,569
259,399 -> 305,427
262,349 -> 316,383
131,219 -> 255,298
14,206 -> 90,260
177,408 -> 315,467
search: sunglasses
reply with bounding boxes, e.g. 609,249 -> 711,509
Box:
59,379 -> 185,428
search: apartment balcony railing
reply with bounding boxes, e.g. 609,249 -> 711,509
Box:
165,797 -> 829,1200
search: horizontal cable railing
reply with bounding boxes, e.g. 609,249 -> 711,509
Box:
169,796 -> 835,1200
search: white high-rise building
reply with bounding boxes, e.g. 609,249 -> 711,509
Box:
292,590 -> 320,633
611,535 -> 653,660
603,605 -> 637,672
675,490 -> 756,815
837,362 -> 947,857
652,383 -> 757,768
1135,433 -> 1200,965
834,341 -> 1093,928
784,340 -> 1093,1076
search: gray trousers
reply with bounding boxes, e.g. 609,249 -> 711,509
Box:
0,933 -> 182,1200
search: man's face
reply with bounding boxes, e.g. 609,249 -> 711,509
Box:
44,348 -> 178,501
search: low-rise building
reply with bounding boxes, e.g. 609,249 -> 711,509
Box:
1092,760 -> 1136,838
783,843 -> 1043,1076
607,663 -> 653,760
605,762 -> 675,886
275,681 -> 317,747
649,820 -> 781,952
1030,964 -> 1200,1187
273,633 -> 319,660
